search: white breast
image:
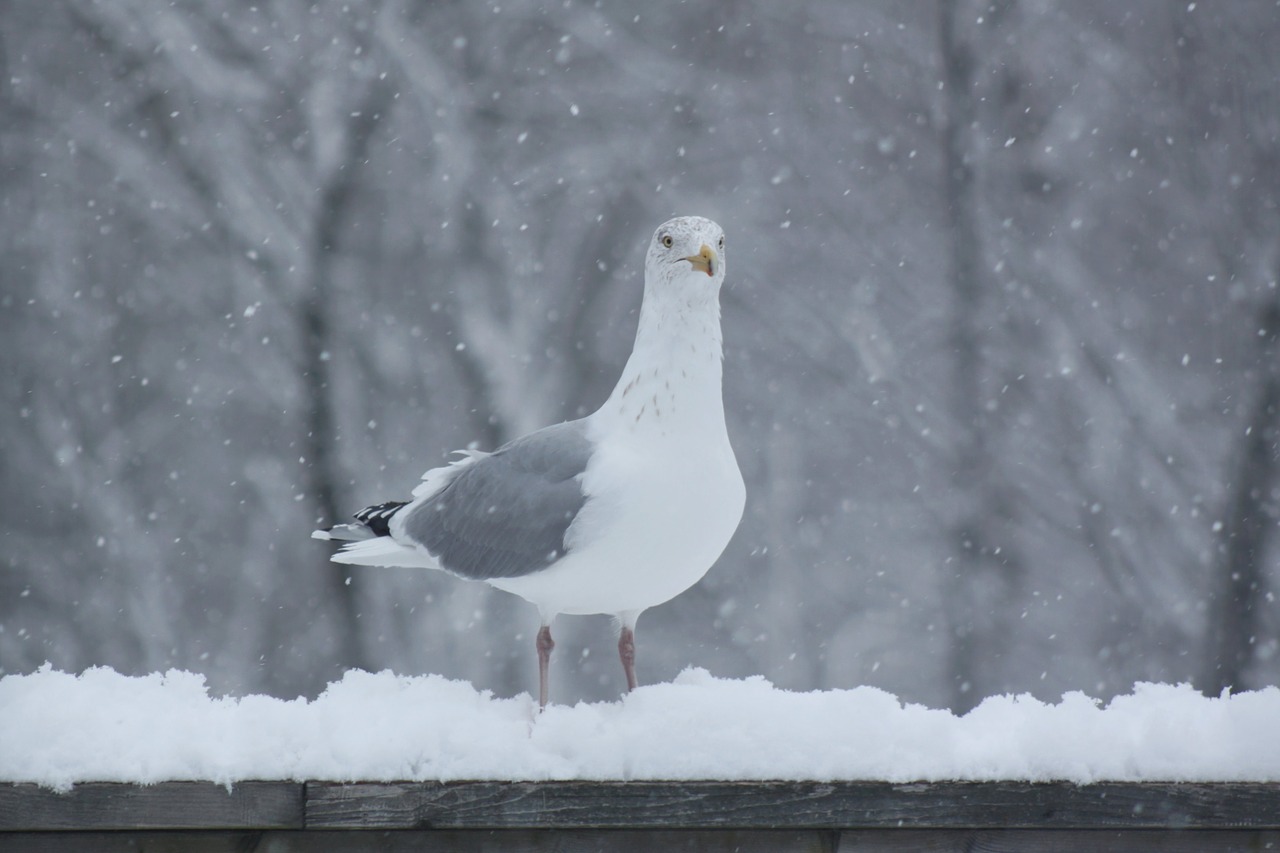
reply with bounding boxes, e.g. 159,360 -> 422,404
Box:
488,396 -> 745,619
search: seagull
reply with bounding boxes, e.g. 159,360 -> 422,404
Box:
313,216 -> 745,708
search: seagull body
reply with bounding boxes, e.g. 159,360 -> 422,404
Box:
313,216 -> 744,707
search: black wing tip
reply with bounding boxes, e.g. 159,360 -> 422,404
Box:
353,500 -> 410,538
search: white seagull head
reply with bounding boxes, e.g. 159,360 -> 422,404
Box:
644,216 -> 727,297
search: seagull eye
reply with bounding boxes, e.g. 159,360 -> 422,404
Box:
660,234 -> 673,248
718,236 -> 725,250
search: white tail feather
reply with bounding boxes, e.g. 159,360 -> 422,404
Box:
312,523 -> 375,542
330,535 -> 439,569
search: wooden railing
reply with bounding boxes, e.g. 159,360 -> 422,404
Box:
3,780 -> 1278,851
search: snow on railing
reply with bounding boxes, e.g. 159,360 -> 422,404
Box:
5,667 -> 1280,848
3,666 -> 1279,787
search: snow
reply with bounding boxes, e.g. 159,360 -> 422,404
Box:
3,665 -> 1279,791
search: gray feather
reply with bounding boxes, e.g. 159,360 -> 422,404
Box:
400,420 -> 593,580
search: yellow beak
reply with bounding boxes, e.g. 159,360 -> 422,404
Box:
684,244 -> 717,277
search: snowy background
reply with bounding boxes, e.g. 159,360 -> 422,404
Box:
1,1 -> 1279,716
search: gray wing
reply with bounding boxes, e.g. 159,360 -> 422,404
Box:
399,420 -> 594,580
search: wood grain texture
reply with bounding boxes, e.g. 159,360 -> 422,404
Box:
4,780 -> 1280,836
837,829 -> 1280,852
303,781 -> 1280,830
5,828 -> 1278,852
0,781 -> 303,831
0,829 -> 836,853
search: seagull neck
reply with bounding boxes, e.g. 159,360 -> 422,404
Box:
602,294 -> 727,432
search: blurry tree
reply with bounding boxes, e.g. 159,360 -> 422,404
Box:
1164,5 -> 1280,694
0,1 -> 403,686
936,0 -> 1027,711
1206,299 -> 1280,693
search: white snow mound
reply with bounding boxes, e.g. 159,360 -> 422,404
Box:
2,665 -> 1278,790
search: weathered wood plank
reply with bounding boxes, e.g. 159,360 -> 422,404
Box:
0,781 -> 304,831
4,781 -> 1280,834
304,781 -> 1280,830
4,828 -> 1277,852
0,829 -> 836,852
837,829 -> 1280,852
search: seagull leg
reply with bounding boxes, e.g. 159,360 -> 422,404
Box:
536,623 -> 555,710
618,624 -> 638,692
